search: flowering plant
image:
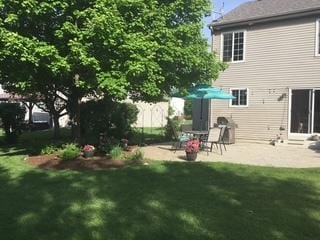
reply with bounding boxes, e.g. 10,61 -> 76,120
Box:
83,144 -> 95,152
185,139 -> 200,153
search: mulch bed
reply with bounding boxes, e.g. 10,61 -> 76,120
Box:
26,154 -> 126,171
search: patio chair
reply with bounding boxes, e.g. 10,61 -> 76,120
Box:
203,126 -> 227,155
181,124 -> 193,137
171,125 -> 190,153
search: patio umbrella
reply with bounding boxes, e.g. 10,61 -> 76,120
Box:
184,85 -> 235,130
185,90 -> 235,100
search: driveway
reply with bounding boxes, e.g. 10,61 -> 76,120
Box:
142,142 -> 320,168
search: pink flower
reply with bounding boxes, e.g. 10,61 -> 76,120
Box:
83,145 -> 95,152
185,140 -> 200,153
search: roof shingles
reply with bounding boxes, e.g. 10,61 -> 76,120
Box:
213,0 -> 320,26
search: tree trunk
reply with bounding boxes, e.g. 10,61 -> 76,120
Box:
53,113 -> 60,139
28,102 -> 33,125
73,97 -> 81,143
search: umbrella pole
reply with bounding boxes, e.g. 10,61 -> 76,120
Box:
208,99 -> 211,130
200,99 -> 203,130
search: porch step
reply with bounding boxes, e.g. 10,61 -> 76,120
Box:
275,139 -> 320,149
287,139 -> 305,146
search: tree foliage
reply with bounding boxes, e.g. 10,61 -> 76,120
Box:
0,103 -> 26,143
184,100 -> 193,119
80,99 -> 139,144
0,0 -> 223,139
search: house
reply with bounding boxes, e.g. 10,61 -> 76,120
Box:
0,84 -> 68,127
205,0 -> 320,142
1,83 -> 170,131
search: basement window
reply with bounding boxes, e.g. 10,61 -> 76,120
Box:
230,88 -> 248,107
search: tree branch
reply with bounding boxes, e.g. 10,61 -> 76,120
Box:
35,103 -> 50,113
59,111 -> 69,117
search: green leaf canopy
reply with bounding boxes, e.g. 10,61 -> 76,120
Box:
0,0 -> 224,102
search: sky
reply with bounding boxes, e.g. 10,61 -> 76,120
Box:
203,0 -> 251,41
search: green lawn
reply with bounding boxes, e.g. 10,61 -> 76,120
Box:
0,134 -> 320,239
131,127 -> 166,145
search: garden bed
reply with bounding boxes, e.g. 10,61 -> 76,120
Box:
27,154 -> 126,171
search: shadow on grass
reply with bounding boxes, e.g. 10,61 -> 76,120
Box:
0,161 -> 319,240
0,129 -> 72,156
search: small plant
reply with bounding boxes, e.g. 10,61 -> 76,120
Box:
83,144 -> 95,158
127,149 -> 144,164
59,143 -> 81,161
185,139 -> 200,153
41,145 -> 59,155
120,139 -> 129,150
83,144 -> 95,152
165,117 -> 182,140
110,146 -> 123,160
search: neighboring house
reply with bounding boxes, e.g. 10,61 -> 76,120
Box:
0,84 -> 69,127
1,84 -> 168,129
170,97 -> 185,117
204,0 -> 320,141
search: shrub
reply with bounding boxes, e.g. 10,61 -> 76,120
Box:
127,149 -> 144,164
80,98 -> 139,144
165,117 -> 181,140
41,145 -> 59,155
110,146 -> 123,160
0,103 -> 26,143
59,143 -> 81,161
112,102 -> 139,140
184,100 -> 193,120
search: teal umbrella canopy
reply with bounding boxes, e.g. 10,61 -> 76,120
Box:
189,84 -> 220,94
171,84 -> 234,100
178,84 -> 235,130
185,87 -> 235,100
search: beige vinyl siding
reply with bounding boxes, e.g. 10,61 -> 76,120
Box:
211,16 -> 320,141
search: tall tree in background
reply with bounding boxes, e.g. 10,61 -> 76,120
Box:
0,0 -> 223,141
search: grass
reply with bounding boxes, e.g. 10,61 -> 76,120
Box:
0,131 -> 320,239
16,128 -> 72,155
131,127 -> 167,145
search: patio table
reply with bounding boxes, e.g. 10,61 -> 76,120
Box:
182,130 -> 208,139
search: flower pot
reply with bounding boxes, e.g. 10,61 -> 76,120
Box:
84,150 -> 94,158
186,152 -> 197,161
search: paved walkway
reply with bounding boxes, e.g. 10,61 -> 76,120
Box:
142,142 -> 320,168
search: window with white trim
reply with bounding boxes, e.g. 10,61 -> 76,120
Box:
316,19 -> 320,55
222,31 -> 245,62
231,89 -> 248,106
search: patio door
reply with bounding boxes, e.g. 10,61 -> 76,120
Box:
290,89 -> 312,134
314,90 -> 320,133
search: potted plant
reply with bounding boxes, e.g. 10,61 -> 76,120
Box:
185,139 -> 200,161
120,139 -> 129,150
83,144 -> 95,158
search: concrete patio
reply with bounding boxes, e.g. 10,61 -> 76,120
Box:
142,142 -> 320,168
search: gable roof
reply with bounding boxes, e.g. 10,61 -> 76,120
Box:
212,0 -> 320,29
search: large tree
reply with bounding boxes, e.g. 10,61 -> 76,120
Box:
0,0 -> 223,141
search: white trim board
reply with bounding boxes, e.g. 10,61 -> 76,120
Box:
316,18 -> 320,57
